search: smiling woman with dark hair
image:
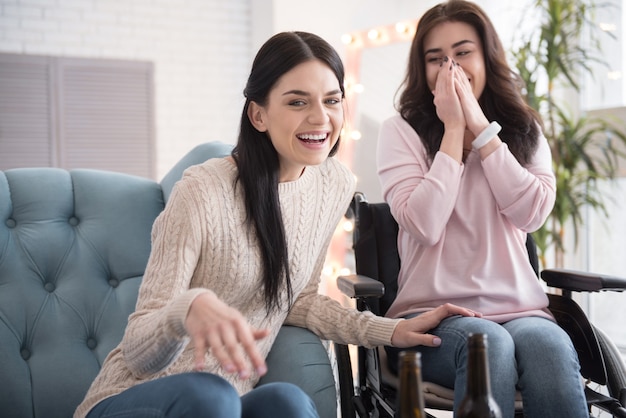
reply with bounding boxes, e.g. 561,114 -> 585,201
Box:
74,30 -> 479,418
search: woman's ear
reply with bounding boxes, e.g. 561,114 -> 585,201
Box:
247,101 -> 268,132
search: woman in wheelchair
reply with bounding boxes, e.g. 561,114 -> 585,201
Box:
377,1 -> 588,417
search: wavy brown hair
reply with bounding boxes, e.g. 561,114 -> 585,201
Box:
397,0 -> 542,165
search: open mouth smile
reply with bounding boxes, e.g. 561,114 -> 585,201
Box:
297,133 -> 328,144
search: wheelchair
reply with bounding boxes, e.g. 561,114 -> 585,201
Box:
334,192 -> 626,418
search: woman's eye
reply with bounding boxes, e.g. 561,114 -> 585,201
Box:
457,50 -> 470,57
289,99 -> 306,106
326,98 -> 342,105
427,57 -> 443,64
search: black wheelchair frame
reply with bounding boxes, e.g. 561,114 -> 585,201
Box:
334,192 -> 626,418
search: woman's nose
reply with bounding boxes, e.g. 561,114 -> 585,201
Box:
308,102 -> 330,124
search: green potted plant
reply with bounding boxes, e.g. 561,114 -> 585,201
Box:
511,0 -> 626,268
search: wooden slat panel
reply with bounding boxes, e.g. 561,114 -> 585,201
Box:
0,53 -> 154,177
58,59 -> 154,177
0,55 -> 53,169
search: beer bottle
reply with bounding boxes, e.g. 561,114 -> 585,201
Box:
457,333 -> 502,418
397,350 -> 426,418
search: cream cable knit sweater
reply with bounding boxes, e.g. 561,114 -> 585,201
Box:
75,157 -> 400,418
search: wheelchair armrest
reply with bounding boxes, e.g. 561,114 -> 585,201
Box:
337,274 -> 385,298
541,268 -> 626,292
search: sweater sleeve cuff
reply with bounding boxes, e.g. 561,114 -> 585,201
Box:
365,316 -> 403,347
165,288 -> 214,339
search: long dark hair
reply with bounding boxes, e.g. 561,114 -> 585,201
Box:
232,31 -> 344,313
398,0 -> 542,165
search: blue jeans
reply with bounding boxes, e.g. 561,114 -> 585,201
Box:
86,372 -> 319,418
386,315 -> 588,418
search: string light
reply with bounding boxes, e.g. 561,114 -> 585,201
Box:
344,79 -> 364,96
343,19 -> 416,51
322,265 -> 334,277
341,33 -> 355,45
395,21 -> 414,36
367,29 -> 381,41
350,130 -> 362,141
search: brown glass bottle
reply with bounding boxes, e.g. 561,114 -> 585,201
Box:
457,333 -> 502,418
397,350 -> 426,418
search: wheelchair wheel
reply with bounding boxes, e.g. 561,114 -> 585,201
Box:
334,342 -> 357,418
594,325 -> 626,405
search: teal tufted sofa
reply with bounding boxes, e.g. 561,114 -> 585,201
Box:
0,142 -> 338,418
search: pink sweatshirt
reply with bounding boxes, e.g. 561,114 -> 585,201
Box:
377,115 -> 556,323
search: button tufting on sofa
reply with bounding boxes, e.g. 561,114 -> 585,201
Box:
86,338 -> 97,350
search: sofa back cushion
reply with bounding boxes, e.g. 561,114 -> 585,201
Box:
0,168 -> 164,418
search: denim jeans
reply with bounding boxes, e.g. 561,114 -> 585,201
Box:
386,315 -> 588,418
86,372 -> 319,418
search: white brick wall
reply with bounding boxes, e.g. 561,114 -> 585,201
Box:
0,0 -> 252,179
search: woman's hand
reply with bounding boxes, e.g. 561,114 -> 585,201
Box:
390,303 -> 482,348
185,292 -> 270,379
432,57 -> 467,162
452,63 -> 489,135
433,57 -> 465,130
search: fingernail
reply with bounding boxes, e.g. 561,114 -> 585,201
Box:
257,365 -> 267,375
443,56 -> 449,62
239,370 -> 250,379
224,364 -> 235,373
433,337 -> 442,346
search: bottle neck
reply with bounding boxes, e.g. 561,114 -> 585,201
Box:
466,345 -> 491,398
398,351 -> 425,417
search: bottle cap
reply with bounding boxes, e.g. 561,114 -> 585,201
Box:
467,333 -> 488,348
399,350 -> 421,366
